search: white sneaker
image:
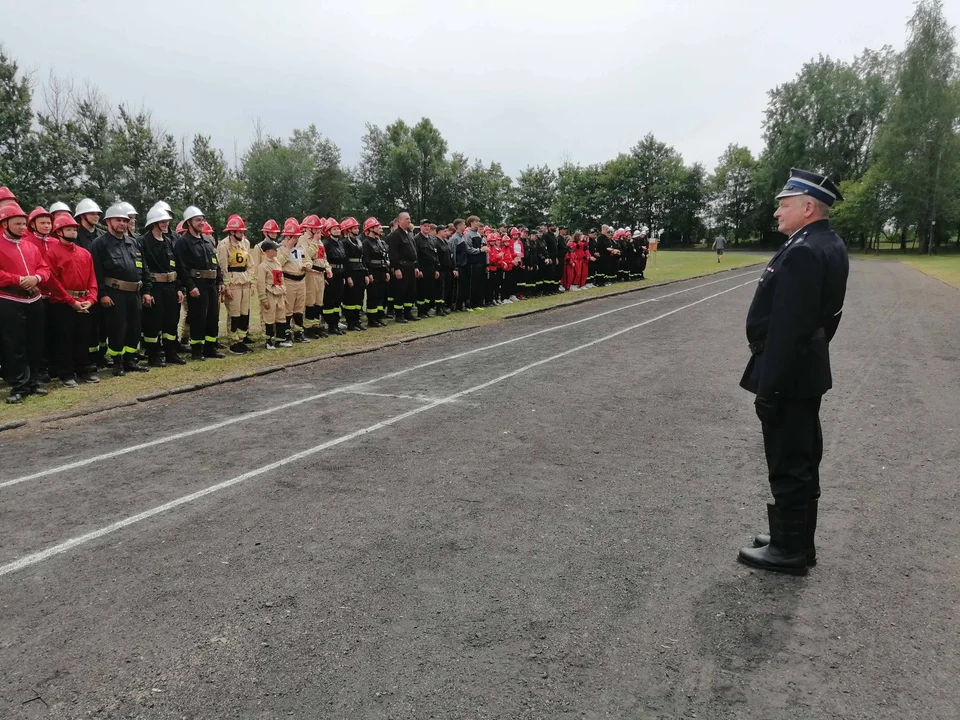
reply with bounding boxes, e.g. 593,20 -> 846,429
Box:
501,298 -> 513,304
585,283 -> 595,289
558,286 -> 566,292
278,340 -> 293,348
508,296 -> 519,302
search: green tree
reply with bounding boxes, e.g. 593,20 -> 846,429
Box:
0,45 -> 34,198
874,0 -> 960,253
508,165 -> 556,227
187,134 -> 229,232
710,144 -> 759,242
552,163 -> 605,231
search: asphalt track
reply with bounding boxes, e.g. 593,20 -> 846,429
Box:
1,261 -> 957,719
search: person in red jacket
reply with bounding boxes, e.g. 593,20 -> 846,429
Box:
485,232 -> 503,306
576,233 -> 590,289
0,202 -> 71,403
23,207 -> 53,258
499,235 -> 515,304
45,214 -> 100,387
562,233 -> 579,291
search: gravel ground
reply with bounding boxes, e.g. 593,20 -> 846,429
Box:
0,261 -> 957,719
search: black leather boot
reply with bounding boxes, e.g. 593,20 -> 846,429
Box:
753,499 -> 818,566
738,504 -> 808,575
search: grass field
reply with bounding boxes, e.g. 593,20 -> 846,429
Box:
895,254 -> 960,289
0,250 -> 765,424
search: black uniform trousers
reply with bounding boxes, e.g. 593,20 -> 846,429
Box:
366,273 -> 389,321
762,396 -> 823,509
456,266 -> 470,310
485,269 -> 502,305
323,274 -> 346,327
102,289 -> 142,360
440,271 -> 455,309
469,264 -> 486,309
0,298 -> 44,395
417,265 -> 438,313
89,303 -> 106,364
49,301 -> 90,381
343,272 -> 366,324
392,266 -> 416,315
186,281 -> 219,354
142,282 -> 180,358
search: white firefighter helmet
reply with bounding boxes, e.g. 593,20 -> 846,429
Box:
74,198 -> 102,217
183,205 -> 204,222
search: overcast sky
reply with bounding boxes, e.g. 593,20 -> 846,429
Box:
5,0 -> 958,175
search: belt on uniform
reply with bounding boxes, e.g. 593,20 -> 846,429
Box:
227,266 -> 247,273
188,269 -> 218,280
329,263 -> 345,271
104,277 -> 142,292
749,327 -> 825,355
368,260 -> 388,268
67,289 -> 90,298
283,272 -> 305,281
151,272 -> 177,283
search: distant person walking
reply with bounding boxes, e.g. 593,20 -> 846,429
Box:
713,235 -> 726,262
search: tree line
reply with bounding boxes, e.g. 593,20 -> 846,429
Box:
1,0 -> 957,251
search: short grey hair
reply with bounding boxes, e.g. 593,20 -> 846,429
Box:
812,198 -> 832,218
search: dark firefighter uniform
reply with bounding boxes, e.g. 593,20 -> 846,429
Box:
75,223 -> 105,363
174,230 -> 223,359
435,232 -> 454,315
737,168 -> 849,576
139,229 -> 184,365
540,228 -> 558,294
342,234 -> 368,330
362,232 -> 390,326
415,227 -> 439,316
90,231 -> 153,371
322,232 -> 348,334
386,224 -> 419,322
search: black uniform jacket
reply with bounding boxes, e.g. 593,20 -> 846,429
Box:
138,231 -> 182,292
740,219 -> 849,401
386,227 -> 418,268
362,235 -> 390,270
90,232 -> 153,294
323,236 -> 348,274
415,232 -> 439,268
174,232 -> 223,291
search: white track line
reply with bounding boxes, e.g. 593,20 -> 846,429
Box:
0,279 -> 754,578
345,391 -> 443,402
0,270 -> 757,489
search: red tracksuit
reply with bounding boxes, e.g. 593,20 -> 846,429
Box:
46,240 -> 98,381
0,233 -> 64,395
562,239 -> 578,290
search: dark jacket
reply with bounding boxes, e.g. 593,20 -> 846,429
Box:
75,224 -> 102,253
323,236 -> 348,274
386,226 -> 418,268
436,235 -> 454,271
415,232 -> 439,267
343,236 -> 367,274
138,230 -> 182,292
362,235 -> 390,270
90,232 -> 152,294
173,232 -> 222,292
740,219 -> 849,400
542,231 -> 558,262
464,229 -> 486,265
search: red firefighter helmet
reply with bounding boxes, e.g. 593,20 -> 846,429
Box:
509,227 -> 519,237
363,217 -> 381,233
261,218 -> 280,234
201,222 -> 215,236
52,213 -> 79,233
323,217 -> 339,235
300,214 -> 322,230
0,186 -> 18,202
281,217 -> 301,236
339,216 -> 360,233
27,206 -> 52,228
175,220 -> 186,234
0,202 -> 28,223
224,215 -> 247,233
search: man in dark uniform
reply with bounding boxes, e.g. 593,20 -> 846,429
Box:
415,220 -> 439,318
540,224 -> 558,294
385,212 -> 421,323
173,205 -> 225,360
737,169 -> 849,575
139,205 -> 185,366
90,203 -> 153,376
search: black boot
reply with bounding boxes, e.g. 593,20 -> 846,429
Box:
165,351 -> 187,365
738,504 -> 808,575
112,357 -> 125,377
147,350 -> 166,368
316,325 -> 329,338
395,310 -> 408,324
191,345 -> 206,361
405,308 -> 421,322
123,358 -> 150,373
753,499 -> 818,566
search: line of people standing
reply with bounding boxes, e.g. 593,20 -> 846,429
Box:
0,183 -> 651,405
